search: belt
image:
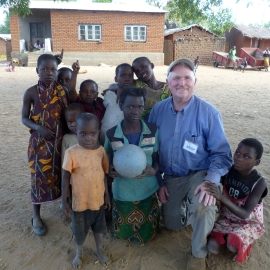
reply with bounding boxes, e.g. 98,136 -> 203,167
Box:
164,173 -> 181,178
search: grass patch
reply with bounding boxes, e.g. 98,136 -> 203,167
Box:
0,54 -> 7,59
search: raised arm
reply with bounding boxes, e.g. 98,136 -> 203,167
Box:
69,60 -> 80,103
206,178 -> 267,219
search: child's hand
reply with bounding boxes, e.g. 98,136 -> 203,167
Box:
104,193 -> 111,210
72,60 -> 80,72
205,182 -> 222,201
136,164 -> 156,179
109,164 -> 120,178
61,201 -> 71,217
116,86 -> 123,103
37,126 -> 55,140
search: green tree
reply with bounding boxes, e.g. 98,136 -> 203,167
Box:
0,12 -> 10,33
93,0 -> 112,2
203,8 -> 234,36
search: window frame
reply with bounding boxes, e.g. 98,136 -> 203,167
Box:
124,25 -> 147,42
78,24 -> 102,41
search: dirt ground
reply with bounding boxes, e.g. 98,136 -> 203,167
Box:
0,63 -> 270,270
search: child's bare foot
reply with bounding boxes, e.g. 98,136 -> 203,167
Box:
96,249 -> 111,266
94,232 -> 111,266
72,244 -> 83,269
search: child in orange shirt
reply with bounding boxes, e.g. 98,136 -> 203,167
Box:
62,113 -> 111,268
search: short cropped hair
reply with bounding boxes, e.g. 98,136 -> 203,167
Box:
115,63 -> 132,77
79,79 -> 98,92
37,54 -> 58,68
240,138 -> 264,159
57,67 -> 72,76
119,86 -> 146,104
76,112 -> 99,126
132,56 -> 151,66
65,103 -> 85,117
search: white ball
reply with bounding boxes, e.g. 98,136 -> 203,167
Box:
113,144 -> 147,178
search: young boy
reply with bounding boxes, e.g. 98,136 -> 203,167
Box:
69,61 -> 105,127
100,63 -> 133,144
62,113 -> 111,268
61,103 -> 85,171
132,57 -> 170,120
238,57 -> 248,73
57,67 -> 73,90
207,138 -> 267,262
22,54 -> 68,236
194,55 -> 200,72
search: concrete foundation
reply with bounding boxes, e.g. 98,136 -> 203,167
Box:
11,51 -> 164,67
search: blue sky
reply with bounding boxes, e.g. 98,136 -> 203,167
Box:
0,0 -> 269,26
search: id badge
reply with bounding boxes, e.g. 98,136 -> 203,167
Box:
183,140 -> 198,154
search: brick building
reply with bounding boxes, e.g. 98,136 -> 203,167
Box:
10,0 -> 166,66
225,24 -> 270,56
0,34 -> 12,61
164,24 -> 225,65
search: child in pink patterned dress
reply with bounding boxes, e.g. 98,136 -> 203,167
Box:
206,138 -> 267,263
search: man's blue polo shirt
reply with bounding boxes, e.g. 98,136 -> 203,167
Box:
149,95 -> 232,185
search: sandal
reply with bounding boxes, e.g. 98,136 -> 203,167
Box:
31,218 -> 47,236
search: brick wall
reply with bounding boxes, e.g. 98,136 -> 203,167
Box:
50,9 -> 165,53
174,36 -> 226,65
0,39 -> 12,60
10,15 -> 20,52
6,40 -> 12,61
0,39 -> 6,55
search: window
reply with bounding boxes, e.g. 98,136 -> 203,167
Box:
30,22 -> 44,38
78,24 -> 101,41
125,25 -> 146,42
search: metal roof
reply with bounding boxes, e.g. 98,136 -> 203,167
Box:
234,24 -> 270,39
0,34 -> 11,41
29,0 -> 167,13
164,24 -> 218,37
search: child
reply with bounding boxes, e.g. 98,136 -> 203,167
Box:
238,57 -> 248,73
57,67 -> 73,90
132,57 -> 170,120
61,103 -> 85,171
5,62 -> 15,72
104,86 -> 160,243
62,113 -> 111,268
21,54 -> 68,236
69,61 -> 105,127
207,138 -> 267,263
194,55 -> 200,72
100,63 -> 133,144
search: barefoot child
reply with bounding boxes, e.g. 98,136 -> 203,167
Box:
22,54 -> 68,236
104,86 -> 160,243
132,57 -> 170,120
207,138 -> 267,263
100,63 -> 133,144
62,113 -> 111,268
69,61 -> 106,127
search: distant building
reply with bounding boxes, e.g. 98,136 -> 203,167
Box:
0,34 -> 12,61
226,24 -> 270,55
10,0 -> 167,66
164,24 -> 225,65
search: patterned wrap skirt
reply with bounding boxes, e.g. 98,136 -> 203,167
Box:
112,194 -> 160,243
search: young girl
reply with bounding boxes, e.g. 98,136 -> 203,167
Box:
207,138 -> 267,263
22,54 -> 68,236
104,86 -> 160,243
69,61 -> 105,127
132,57 -> 170,120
